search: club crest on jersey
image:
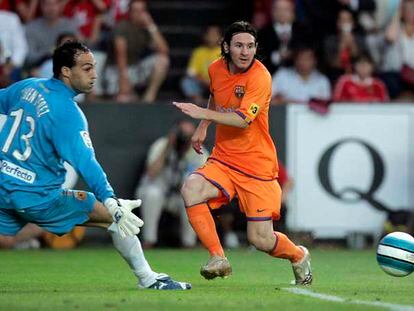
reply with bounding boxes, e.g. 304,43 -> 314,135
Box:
234,85 -> 245,98
75,191 -> 87,201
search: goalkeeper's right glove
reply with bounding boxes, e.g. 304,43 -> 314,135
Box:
104,197 -> 144,239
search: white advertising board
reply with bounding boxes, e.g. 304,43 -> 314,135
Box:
287,104 -> 414,238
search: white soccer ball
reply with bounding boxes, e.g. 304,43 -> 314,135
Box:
376,232 -> 414,277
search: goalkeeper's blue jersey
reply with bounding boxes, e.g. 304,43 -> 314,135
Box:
0,78 -> 114,209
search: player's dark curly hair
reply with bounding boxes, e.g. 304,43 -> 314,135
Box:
53,41 -> 90,78
221,21 -> 258,63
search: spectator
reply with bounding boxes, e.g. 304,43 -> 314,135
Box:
0,9 -> 28,87
258,0 -> 312,75
109,0 -> 130,23
271,47 -> 331,104
333,53 -> 389,102
323,9 -> 368,83
251,0 -> 274,29
361,0 -> 400,70
15,0 -> 40,23
135,120 -> 208,248
0,0 -> 40,22
301,0 -> 376,39
0,0 -> 11,10
104,0 -> 169,103
100,0 -> 129,35
180,25 -> 221,105
381,0 -> 414,99
0,53 -> 12,88
63,0 -> 111,97
63,0 -> 110,48
99,0 -> 128,48
25,0 -> 78,67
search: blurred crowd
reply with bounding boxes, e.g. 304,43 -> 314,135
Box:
1,0 -> 413,104
0,0 -> 170,103
255,0 -> 414,104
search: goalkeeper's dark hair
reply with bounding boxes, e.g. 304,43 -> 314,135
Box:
53,41 -> 90,78
221,21 -> 258,63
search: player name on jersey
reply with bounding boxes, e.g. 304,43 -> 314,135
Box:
21,86 -> 50,118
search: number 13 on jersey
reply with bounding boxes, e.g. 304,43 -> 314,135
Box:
1,109 -> 35,161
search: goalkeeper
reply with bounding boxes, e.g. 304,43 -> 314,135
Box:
0,41 -> 190,290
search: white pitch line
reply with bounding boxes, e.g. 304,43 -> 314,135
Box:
283,287 -> 414,311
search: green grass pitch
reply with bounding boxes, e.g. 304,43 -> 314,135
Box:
0,247 -> 413,310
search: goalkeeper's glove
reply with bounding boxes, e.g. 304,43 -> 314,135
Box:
104,197 -> 144,239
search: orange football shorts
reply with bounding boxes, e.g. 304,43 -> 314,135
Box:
193,159 -> 281,221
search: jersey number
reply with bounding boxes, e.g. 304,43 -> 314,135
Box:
1,109 -> 35,161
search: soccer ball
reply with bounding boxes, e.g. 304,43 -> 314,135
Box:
376,232 -> 414,277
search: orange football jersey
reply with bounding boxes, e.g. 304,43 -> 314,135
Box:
208,58 -> 278,179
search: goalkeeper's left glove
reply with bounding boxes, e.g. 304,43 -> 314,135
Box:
104,197 -> 144,239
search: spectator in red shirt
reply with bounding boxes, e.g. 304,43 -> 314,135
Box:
0,0 -> 12,11
0,0 -> 40,23
63,0 -> 111,97
333,53 -> 389,103
63,0 -> 110,47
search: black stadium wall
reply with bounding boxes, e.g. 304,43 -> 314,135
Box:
78,104 -> 286,198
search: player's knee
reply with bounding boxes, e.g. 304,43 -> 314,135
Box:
181,180 -> 199,203
181,178 -> 205,205
181,174 -> 218,206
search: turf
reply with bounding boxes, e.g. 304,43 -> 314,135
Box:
0,247 -> 413,310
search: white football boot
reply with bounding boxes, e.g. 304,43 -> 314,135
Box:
292,246 -> 313,285
200,255 -> 232,280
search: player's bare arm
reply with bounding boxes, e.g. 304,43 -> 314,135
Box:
174,95 -> 248,154
173,101 -> 248,129
197,94 -> 215,129
190,95 -> 214,154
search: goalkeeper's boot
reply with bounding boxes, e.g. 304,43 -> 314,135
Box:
145,274 -> 192,290
200,255 -> 232,280
292,246 -> 313,285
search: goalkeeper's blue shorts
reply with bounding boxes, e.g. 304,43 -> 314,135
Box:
0,189 -> 95,236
